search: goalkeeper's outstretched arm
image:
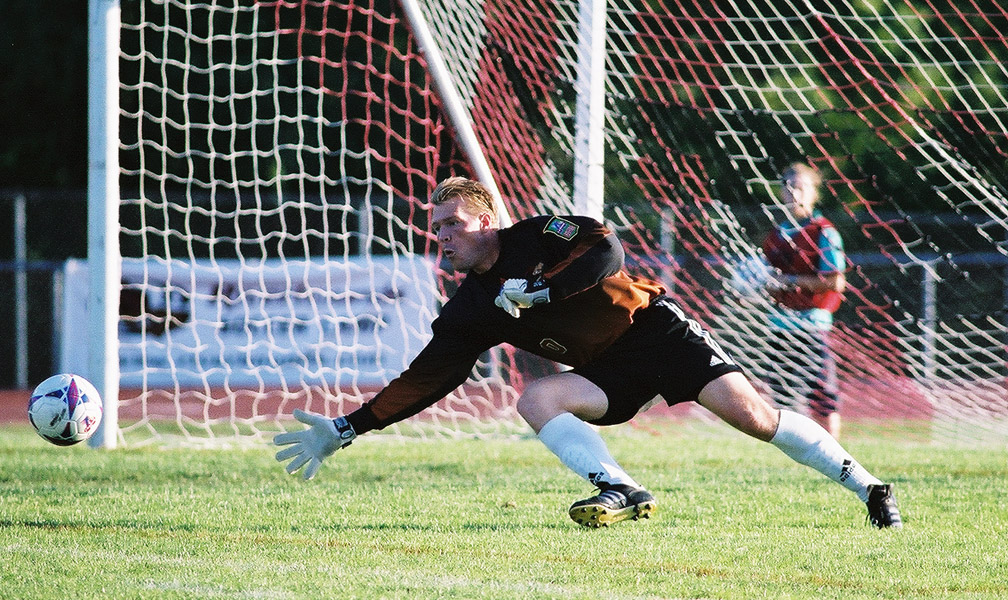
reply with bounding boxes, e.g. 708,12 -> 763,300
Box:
274,331 -> 484,479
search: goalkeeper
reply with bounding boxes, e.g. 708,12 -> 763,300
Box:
275,176 -> 902,529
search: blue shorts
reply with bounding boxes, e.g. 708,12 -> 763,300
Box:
572,296 -> 742,425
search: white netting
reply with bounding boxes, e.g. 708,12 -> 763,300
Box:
111,0 -> 1007,445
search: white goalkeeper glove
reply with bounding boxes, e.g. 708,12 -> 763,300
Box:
495,278 -> 550,318
274,409 -> 356,480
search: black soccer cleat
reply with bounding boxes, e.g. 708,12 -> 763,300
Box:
865,483 -> 903,529
568,483 -> 656,528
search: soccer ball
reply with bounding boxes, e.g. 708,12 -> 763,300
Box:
28,374 -> 103,446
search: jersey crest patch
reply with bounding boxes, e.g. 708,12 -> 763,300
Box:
543,217 -> 579,240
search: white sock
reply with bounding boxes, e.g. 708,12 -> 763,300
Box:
770,409 -> 882,502
537,413 -> 639,488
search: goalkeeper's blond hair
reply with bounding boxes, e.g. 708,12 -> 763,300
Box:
431,177 -> 499,226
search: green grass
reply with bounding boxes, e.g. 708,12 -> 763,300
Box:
1,422 -> 1006,599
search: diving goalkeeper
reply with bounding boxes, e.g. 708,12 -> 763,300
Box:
274,176 -> 902,529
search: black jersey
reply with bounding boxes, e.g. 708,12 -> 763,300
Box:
346,215 -> 665,434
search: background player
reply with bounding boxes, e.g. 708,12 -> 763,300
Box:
762,163 -> 846,438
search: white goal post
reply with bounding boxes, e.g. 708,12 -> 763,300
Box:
87,0 -> 121,449
87,0 -> 1008,447
85,0 -> 612,447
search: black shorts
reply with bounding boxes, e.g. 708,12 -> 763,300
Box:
572,296 -> 741,426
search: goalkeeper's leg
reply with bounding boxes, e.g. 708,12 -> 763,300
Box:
519,373 -> 655,527
699,372 -> 902,527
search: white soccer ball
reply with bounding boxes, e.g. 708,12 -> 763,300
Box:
28,374 -> 103,446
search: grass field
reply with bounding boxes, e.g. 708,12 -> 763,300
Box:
1,420 -> 1006,599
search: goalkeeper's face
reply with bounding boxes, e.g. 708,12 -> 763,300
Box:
431,196 -> 499,274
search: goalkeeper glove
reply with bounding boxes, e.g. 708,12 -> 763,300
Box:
274,409 -> 356,480
495,278 -> 550,317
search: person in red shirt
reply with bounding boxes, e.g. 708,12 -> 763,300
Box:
275,176 -> 901,528
762,163 -> 846,438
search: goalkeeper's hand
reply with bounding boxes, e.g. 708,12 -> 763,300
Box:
495,278 -> 550,317
274,409 -> 356,480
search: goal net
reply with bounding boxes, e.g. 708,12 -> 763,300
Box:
100,0 -> 1007,446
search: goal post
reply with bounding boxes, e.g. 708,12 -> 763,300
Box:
86,0 -> 121,449
397,0 -> 512,227
571,0 -> 608,221
88,0 -> 1008,447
